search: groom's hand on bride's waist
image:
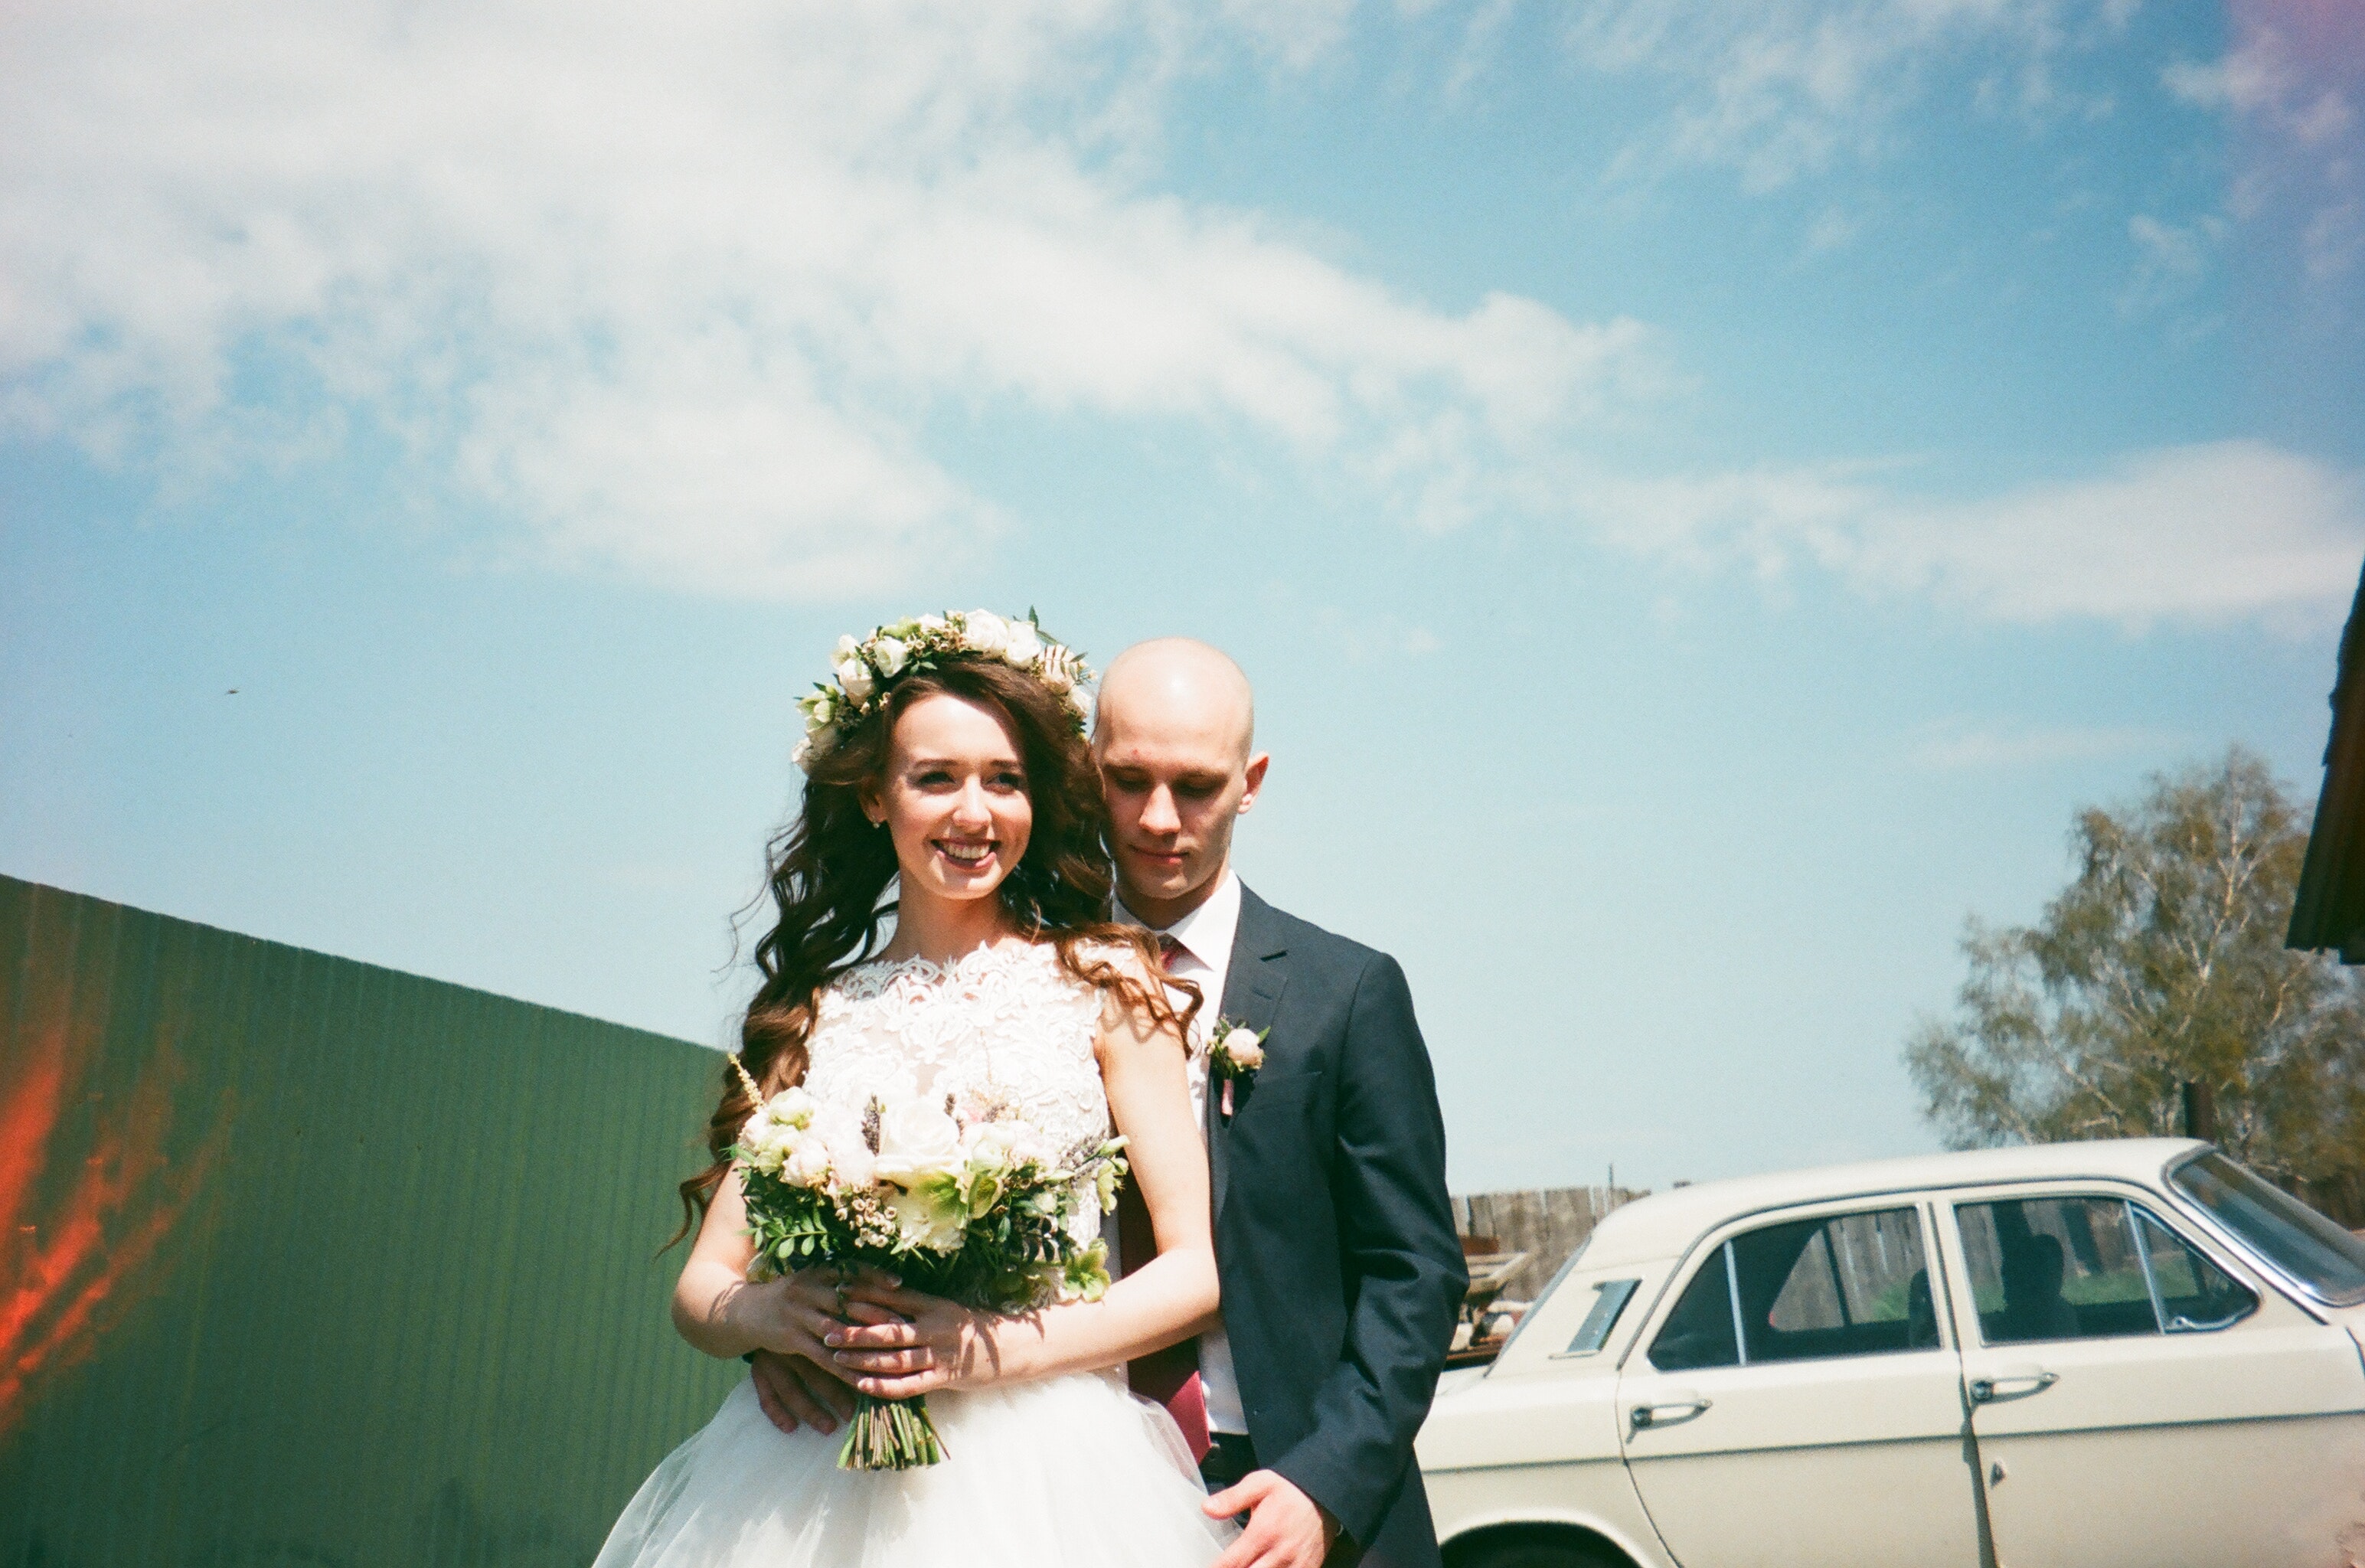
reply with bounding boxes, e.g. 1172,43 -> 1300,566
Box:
748,1348 -> 859,1436
1204,1469 -> 1341,1568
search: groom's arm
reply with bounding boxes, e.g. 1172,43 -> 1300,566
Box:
1266,952 -> 1467,1550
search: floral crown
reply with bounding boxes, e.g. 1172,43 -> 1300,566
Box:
793,609 -> 1093,772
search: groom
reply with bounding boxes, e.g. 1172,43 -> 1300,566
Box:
746,637 -> 1465,1568
1093,638 -> 1466,1568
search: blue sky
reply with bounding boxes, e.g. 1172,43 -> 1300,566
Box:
4,0 -> 2361,1193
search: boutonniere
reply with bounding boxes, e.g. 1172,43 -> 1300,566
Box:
1207,1017 -> 1267,1119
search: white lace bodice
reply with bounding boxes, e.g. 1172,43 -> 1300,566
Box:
802,942 -> 1113,1171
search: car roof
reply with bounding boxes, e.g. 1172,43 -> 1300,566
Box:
1579,1138 -> 2210,1268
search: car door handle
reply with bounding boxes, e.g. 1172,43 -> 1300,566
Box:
1969,1370 -> 2059,1404
1628,1397 -> 1711,1433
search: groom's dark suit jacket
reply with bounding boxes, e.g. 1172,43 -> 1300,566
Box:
1213,884 -> 1467,1568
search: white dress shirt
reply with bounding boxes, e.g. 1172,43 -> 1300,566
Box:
1114,868 -> 1248,1435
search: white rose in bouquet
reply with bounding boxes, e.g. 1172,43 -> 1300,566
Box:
874,1098 -> 972,1251
962,1119 -> 1049,1172
811,1102 -> 876,1190
875,1099 -> 962,1182
783,1132 -> 835,1188
740,1087 -> 818,1173
962,1121 -> 1020,1170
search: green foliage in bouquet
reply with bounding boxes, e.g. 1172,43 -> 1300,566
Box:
727,1071 -> 1129,1469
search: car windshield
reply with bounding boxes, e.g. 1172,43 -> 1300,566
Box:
2170,1152 -> 2365,1306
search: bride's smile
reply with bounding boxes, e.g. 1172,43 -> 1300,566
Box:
862,691 -> 1035,921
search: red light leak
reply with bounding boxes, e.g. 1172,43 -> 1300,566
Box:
0,1013 -> 234,1439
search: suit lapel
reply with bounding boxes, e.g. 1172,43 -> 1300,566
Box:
1212,883 -> 1289,1223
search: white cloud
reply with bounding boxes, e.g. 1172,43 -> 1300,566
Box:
0,0 -> 1647,598
1553,0 -> 2128,191
1908,717 -> 2181,770
1586,439 -> 2365,631
2120,211 -> 2226,316
2164,23 -> 2363,285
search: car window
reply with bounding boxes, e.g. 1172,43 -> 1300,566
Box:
2171,1152 -> 2365,1307
1956,1196 -> 2256,1344
2132,1208 -> 2257,1332
1648,1243 -> 1739,1370
1563,1278 -> 1640,1355
1739,1207 -> 1935,1362
1648,1207 -> 1935,1370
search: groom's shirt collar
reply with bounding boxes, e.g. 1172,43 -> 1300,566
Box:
1116,867 -> 1242,980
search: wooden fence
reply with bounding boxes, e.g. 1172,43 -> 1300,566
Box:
1452,1184 -> 1646,1304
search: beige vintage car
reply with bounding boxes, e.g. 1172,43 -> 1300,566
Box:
1417,1139 -> 2365,1568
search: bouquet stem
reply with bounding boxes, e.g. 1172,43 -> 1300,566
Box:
837,1392 -> 946,1470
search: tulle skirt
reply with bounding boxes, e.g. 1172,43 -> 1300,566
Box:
593,1370 -> 1239,1568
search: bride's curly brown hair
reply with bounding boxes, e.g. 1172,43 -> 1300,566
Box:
674,654 -> 1195,1238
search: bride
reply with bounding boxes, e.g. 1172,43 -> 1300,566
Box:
593,612 -> 1236,1568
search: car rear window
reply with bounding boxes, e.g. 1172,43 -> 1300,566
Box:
1648,1206 -> 1937,1370
2171,1152 -> 2365,1307
1563,1278 -> 1640,1355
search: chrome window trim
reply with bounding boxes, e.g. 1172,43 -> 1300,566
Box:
1723,1239 -> 1748,1368
2128,1198 -> 2170,1331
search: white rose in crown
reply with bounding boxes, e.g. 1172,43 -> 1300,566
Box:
872,635 -> 910,676
963,609 -> 1011,656
836,658 -> 875,703
1004,621 -> 1044,666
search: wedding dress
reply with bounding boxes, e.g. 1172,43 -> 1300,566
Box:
592,942 -> 1235,1568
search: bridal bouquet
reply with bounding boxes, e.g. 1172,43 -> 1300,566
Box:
729,1063 -> 1128,1470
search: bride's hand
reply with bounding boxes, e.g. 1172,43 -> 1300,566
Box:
826,1282 -> 995,1397
737,1265 -> 906,1367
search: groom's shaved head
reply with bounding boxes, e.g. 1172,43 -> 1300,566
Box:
1093,639 -> 1267,926
1096,638 -> 1256,762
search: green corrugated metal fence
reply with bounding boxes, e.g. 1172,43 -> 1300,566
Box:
0,874 -> 743,1566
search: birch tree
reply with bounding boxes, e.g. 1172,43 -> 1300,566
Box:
1907,748 -> 2365,1191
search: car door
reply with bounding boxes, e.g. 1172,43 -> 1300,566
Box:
1615,1199 -> 1985,1568
1941,1185 -> 2365,1568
